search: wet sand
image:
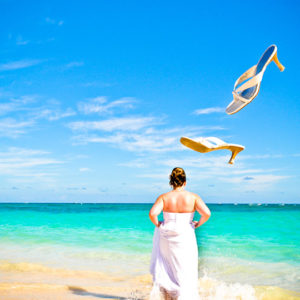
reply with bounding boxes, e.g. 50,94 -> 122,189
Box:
1,261 -> 300,300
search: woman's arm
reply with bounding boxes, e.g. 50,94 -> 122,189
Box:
193,195 -> 211,228
149,195 -> 164,227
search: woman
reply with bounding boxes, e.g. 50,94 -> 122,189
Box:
149,167 -> 211,300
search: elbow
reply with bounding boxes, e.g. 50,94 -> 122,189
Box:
205,210 -> 211,220
149,211 -> 155,219
149,210 -> 159,220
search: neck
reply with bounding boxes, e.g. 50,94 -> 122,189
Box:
173,186 -> 184,191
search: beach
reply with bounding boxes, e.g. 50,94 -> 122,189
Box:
0,203 -> 299,300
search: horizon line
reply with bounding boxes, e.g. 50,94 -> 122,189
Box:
0,202 -> 299,205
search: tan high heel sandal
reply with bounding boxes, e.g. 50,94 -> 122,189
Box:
180,136 -> 245,164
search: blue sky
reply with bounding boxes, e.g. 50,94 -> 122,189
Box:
0,0 -> 299,203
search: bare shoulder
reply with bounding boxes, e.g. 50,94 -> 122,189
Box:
156,191 -> 169,202
160,190 -> 173,199
187,191 -> 202,201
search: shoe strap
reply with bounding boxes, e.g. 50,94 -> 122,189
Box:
233,65 -> 264,94
232,90 -> 251,103
234,65 -> 257,88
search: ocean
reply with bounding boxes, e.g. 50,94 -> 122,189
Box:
0,203 -> 299,299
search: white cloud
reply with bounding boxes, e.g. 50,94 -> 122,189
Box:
14,95 -> 37,104
34,108 -> 76,121
119,153 -> 289,194
0,102 -> 18,115
84,132 -> 177,152
0,95 -> 37,116
0,118 -> 34,138
69,116 -> 156,132
71,124 -> 224,153
193,107 -> 224,115
0,94 -> 75,138
69,90 -> 225,154
0,59 -> 43,71
0,147 -> 63,181
78,97 -> 136,115
0,148 -> 49,157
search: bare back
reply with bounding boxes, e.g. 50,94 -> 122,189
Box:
162,190 -> 197,213
149,168 -> 211,228
149,186 -> 211,226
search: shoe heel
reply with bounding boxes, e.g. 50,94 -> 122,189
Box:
228,149 -> 242,165
273,52 -> 285,71
228,151 -> 236,164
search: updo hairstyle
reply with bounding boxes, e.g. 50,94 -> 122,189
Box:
169,167 -> 186,188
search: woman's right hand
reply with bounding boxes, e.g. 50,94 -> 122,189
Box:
192,221 -> 200,228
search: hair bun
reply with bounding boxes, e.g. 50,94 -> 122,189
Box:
169,167 -> 186,188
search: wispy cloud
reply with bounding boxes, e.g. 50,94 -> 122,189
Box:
193,107 -> 224,115
159,156 -> 282,178
69,92 -> 225,153
0,147 -> 63,180
125,154 -> 288,193
0,118 -> 34,138
0,102 -> 19,115
0,148 -> 49,157
0,59 -> 43,71
75,131 -> 178,152
78,97 -> 136,115
91,150 -> 292,196
0,95 -> 37,116
69,116 -> 156,132
0,94 -> 75,137
45,17 -> 64,26
33,108 -> 76,121
71,123 -> 224,153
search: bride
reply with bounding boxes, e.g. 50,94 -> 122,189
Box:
149,167 -> 211,299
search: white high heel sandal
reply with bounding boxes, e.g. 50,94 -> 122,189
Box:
226,44 -> 285,115
180,136 -> 245,164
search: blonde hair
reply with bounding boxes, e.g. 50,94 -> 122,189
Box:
169,167 -> 186,188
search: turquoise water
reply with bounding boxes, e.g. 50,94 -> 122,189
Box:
0,203 -> 299,291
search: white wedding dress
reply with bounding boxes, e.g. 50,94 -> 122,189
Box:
150,212 -> 200,299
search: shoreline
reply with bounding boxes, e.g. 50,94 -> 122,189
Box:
1,260 -> 300,300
